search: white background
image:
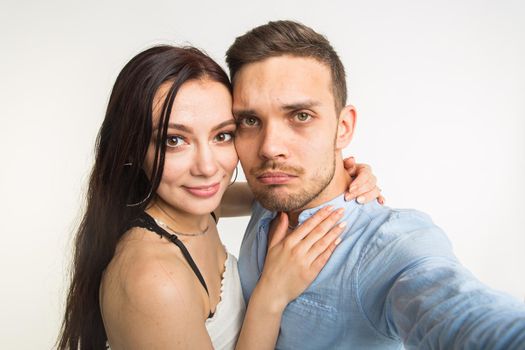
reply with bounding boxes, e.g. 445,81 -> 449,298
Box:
1,0 -> 524,348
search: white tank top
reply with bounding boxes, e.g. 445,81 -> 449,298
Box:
205,252 -> 246,349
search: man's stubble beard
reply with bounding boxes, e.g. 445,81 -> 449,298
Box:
250,153 -> 336,212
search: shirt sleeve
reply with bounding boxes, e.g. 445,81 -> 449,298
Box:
357,210 -> 525,350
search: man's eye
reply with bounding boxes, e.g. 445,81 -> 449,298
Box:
294,112 -> 312,122
166,135 -> 186,148
240,116 -> 260,127
214,132 -> 234,143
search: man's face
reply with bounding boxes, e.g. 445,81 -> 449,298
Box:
233,55 -> 341,212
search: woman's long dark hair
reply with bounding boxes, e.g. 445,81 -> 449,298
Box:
57,45 -> 231,350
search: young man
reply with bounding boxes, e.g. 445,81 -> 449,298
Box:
226,20 -> 525,349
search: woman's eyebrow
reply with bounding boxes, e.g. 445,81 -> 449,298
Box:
211,119 -> 236,131
166,123 -> 192,132
160,119 -> 236,133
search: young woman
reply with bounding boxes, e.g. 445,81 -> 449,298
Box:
58,45 -> 381,350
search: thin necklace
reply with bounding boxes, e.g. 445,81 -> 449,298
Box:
154,203 -> 209,237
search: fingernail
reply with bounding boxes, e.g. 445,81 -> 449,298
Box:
334,237 -> 342,245
357,196 -> 365,204
325,205 -> 334,211
335,208 -> 345,215
338,221 -> 347,228
344,194 -> 349,201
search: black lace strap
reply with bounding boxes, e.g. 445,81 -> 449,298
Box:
128,213 -> 210,296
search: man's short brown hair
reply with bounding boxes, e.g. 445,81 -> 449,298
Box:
226,20 -> 347,112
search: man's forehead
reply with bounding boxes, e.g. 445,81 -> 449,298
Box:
234,55 -> 330,83
232,55 -> 334,110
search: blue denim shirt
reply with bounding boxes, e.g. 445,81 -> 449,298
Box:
238,194 -> 525,349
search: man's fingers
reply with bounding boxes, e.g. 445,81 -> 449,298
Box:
268,212 -> 289,249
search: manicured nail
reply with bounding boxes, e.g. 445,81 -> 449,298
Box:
334,237 -> 342,245
338,221 -> 347,228
357,196 -> 365,204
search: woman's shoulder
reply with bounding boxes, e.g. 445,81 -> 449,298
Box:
100,227 -> 213,348
102,226 -> 206,314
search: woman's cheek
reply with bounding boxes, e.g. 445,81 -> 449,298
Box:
223,146 -> 239,174
159,155 -> 186,184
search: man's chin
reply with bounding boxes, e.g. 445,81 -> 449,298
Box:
253,187 -> 311,212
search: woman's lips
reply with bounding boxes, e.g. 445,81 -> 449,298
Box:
257,172 -> 297,185
183,183 -> 220,198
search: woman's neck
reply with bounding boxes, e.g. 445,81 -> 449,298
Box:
147,197 -> 211,234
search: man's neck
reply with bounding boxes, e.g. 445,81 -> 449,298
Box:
287,158 -> 350,227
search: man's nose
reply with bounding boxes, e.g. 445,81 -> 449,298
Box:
258,122 -> 289,160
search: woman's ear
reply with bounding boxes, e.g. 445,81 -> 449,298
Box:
335,105 -> 357,150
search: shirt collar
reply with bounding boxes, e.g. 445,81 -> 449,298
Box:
297,192 -> 360,225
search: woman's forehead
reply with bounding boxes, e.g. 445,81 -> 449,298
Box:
152,79 -> 234,131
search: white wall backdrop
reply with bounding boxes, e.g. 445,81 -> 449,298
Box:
1,0 -> 524,348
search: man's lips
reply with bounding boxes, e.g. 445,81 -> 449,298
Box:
257,172 -> 297,185
182,182 -> 220,198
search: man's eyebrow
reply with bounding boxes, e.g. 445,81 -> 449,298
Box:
281,100 -> 321,111
232,101 -> 320,119
232,109 -> 258,119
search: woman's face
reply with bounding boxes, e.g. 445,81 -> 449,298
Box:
144,78 -> 238,216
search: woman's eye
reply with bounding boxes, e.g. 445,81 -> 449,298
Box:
165,135 -> 186,148
240,116 -> 260,127
214,132 -> 234,143
294,112 -> 312,122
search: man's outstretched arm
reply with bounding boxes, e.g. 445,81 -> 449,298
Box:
358,213 -> 525,349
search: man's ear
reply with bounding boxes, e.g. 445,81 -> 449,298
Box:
336,105 -> 356,150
